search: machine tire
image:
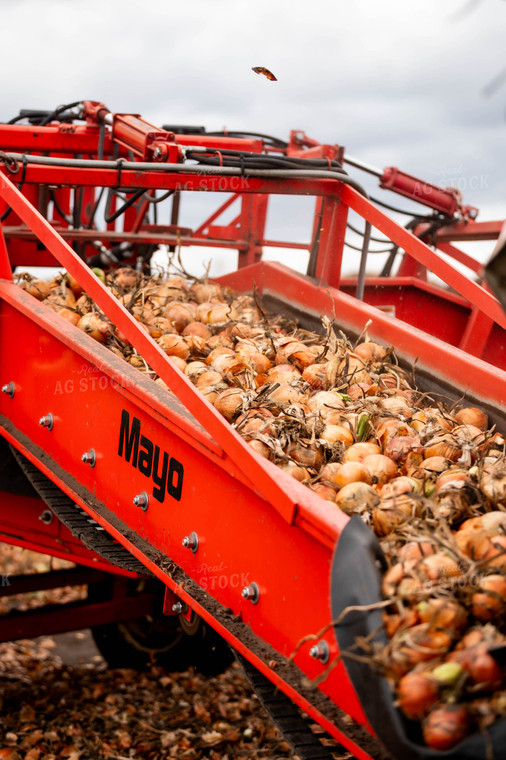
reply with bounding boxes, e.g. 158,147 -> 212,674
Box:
89,576 -> 234,675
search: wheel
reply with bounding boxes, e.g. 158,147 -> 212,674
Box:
89,576 -> 234,675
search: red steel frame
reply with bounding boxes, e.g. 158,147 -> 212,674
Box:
0,111 -> 505,759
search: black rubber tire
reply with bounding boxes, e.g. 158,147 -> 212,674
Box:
89,576 -> 234,675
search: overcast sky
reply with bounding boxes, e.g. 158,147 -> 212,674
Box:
1,0 -> 505,274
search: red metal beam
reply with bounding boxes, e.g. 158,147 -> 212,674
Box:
0,591 -> 156,642
434,219 -> 503,242
437,241 -> 482,275
339,184 -> 506,330
0,567 -> 109,597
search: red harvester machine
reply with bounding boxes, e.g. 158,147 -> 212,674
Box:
0,101 -> 505,759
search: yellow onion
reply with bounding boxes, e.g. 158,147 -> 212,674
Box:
278,461 -> 310,482
471,575 -> 506,621
339,354 -> 372,385
307,390 -> 345,417
320,424 -> 354,446
156,334 -> 190,360
164,303 -> 196,331
302,363 -> 329,389
267,364 -> 301,385
422,705 -> 470,751
182,321 -> 212,340
354,341 -> 387,362
480,465 -> 506,504
286,441 -> 323,469
247,439 -> 272,459
319,462 -> 342,483
343,442 -> 381,463
363,454 -> 397,484
77,313 -> 112,343
455,406 -> 488,430
333,462 -> 371,487
398,541 -> 436,561
18,276 -> 51,301
309,483 -> 337,501
384,435 -> 423,464
185,361 -> 207,380
291,344 -> 322,370
417,553 -> 462,583
335,482 -> 380,514
195,369 -> 223,388
379,396 -> 413,417
114,267 -> 140,290
397,671 -> 439,721
275,338 -> 305,364
191,282 -> 223,303
381,476 -> 420,498
424,434 -> 461,462
57,307 -> 80,326
214,388 -> 245,420
268,385 -> 302,407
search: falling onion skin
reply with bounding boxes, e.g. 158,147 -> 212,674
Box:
18,267 -> 506,752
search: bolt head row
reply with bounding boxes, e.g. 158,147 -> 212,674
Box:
1,382 -> 14,398
309,640 -> 330,664
81,449 -> 96,467
39,413 -> 53,430
133,491 -> 149,510
241,582 -> 259,604
182,531 -> 199,553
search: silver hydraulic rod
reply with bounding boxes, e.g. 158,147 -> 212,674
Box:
343,154 -> 383,178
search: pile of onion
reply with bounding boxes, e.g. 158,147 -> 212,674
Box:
17,266 -> 506,752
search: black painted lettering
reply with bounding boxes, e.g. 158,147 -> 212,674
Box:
118,410 -> 140,467
167,459 -> 184,501
138,435 -> 154,477
152,446 -> 169,503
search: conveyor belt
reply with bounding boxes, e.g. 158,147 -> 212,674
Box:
10,447 -> 149,575
238,654 -> 348,760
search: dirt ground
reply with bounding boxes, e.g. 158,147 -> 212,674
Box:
0,544 -> 301,760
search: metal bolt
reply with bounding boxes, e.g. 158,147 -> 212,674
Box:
172,601 -> 188,614
309,640 -> 330,664
133,491 -> 149,511
1,382 -> 14,398
81,449 -> 96,467
38,510 -> 53,525
241,582 -> 259,604
182,531 -> 199,553
152,146 -> 162,159
39,413 -> 54,430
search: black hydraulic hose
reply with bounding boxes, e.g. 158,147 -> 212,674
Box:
186,152 -> 346,172
145,188 -> 175,204
40,100 -> 83,126
346,221 -> 391,244
369,195 -> 421,216
49,188 -> 73,224
345,240 -> 395,254
104,187 -> 145,224
187,147 -> 344,169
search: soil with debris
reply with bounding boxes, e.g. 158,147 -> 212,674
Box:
0,545 -> 343,760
